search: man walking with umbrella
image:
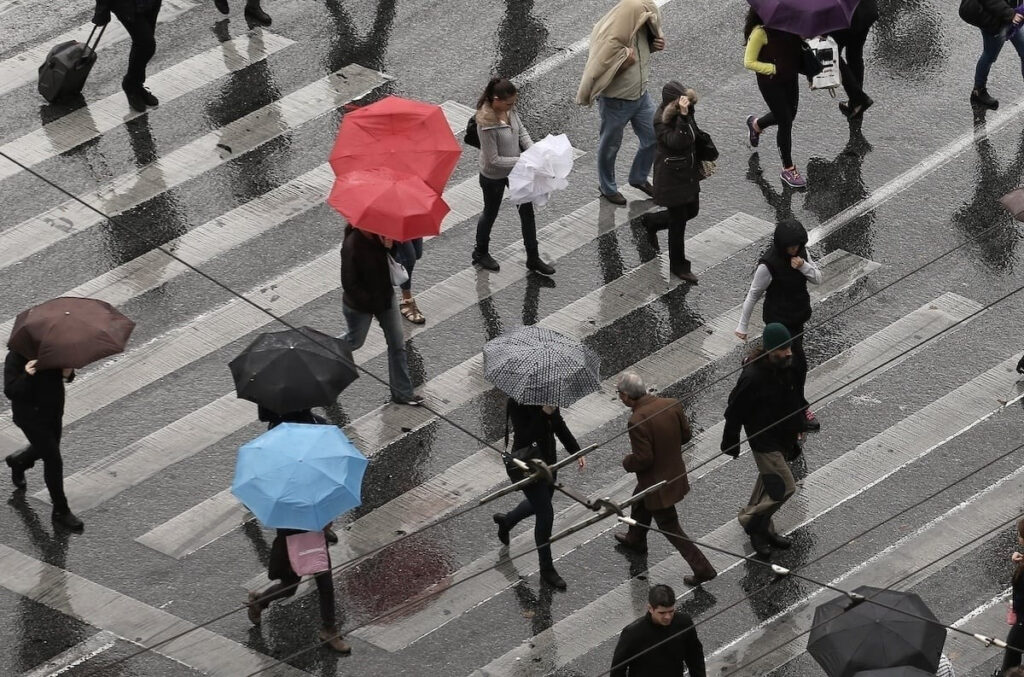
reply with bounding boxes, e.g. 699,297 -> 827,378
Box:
612,372 -> 716,587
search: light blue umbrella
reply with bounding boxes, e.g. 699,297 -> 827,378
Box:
231,423 -> 368,531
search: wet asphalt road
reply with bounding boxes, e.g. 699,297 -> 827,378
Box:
2,0 -> 1024,674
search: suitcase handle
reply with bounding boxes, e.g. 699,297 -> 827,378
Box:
85,23 -> 106,51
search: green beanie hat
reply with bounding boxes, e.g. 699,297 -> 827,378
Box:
762,323 -> 792,352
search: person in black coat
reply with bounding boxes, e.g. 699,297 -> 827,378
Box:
611,584 -> 706,677
960,0 -> 1024,109
1000,518 -> 1024,672
4,350 -> 83,531
828,0 -> 879,119
492,398 -> 585,590
92,0 -> 162,112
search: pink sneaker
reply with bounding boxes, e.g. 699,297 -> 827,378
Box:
781,167 -> 807,188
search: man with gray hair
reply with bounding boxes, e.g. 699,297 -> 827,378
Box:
613,372 -> 716,586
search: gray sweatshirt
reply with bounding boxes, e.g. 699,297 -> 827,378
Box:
476,103 -> 534,180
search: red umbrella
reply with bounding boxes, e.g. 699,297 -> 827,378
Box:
8,297 -> 135,369
328,168 -> 450,240
329,96 -> 461,194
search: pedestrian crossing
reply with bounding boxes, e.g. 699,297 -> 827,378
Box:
2,3 -> 1024,676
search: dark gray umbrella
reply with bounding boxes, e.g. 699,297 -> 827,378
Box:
482,326 -> 600,407
853,668 -> 934,676
807,586 -> 946,677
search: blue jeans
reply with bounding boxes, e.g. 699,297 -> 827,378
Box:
596,92 -> 657,196
341,298 -> 414,401
505,481 -> 556,570
394,239 -> 422,292
975,27 -> 1024,88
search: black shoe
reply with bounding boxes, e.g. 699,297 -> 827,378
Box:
493,513 -> 510,546
683,570 -> 717,587
804,409 -> 821,432
5,455 -> 26,491
671,267 -> 698,284
629,181 -> 654,198
244,1 -> 271,24
138,88 -> 159,106
971,87 -> 999,110
767,532 -> 792,549
213,0 -> 229,13
52,510 -> 84,532
472,250 -> 500,271
124,89 -> 148,112
749,531 -> 771,559
840,95 -> 873,119
601,191 -> 627,205
323,524 -> 338,545
540,567 -> 567,590
613,532 -> 648,554
526,256 -> 555,276
392,394 -> 424,406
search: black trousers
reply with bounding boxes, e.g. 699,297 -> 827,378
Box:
112,1 -> 161,91
476,174 -> 538,257
505,480 -> 556,570
10,418 -> 69,514
259,567 -> 337,627
756,75 -> 800,168
834,27 -> 872,106
624,499 -> 715,578
1002,621 -> 1024,672
647,201 -> 699,272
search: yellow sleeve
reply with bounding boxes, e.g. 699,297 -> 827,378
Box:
743,26 -> 777,76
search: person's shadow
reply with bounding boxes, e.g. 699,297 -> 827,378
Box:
746,153 -> 797,223
494,0 -> 549,78
872,0 -> 949,80
322,0 -> 398,75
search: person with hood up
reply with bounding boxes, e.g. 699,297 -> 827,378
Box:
735,219 -> 822,431
721,323 -> 804,559
577,0 -> 666,206
643,81 -> 717,283
959,0 -> 1024,110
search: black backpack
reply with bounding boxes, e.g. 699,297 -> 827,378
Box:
464,114 -> 480,148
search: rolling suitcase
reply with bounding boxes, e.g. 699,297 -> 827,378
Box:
37,24 -> 105,103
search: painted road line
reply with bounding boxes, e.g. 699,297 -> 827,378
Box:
475,349 -> 1023,675
0,64 -> 388,273
704,467 -> 1024,676
245,250 -> 877,597
131,183 -> 662,559
943,588 -> 1014,672
0,544 -> 309,676
0,0 -> 196,97
21,631 -> 116,677
0,100 -> 473,341
0,31 -> 295,182
352,293 -> 976,651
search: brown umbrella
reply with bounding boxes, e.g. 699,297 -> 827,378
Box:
7,297 -> 135,369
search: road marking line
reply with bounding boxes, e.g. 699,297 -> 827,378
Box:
0,544 -> 310,676
0,0 -> 196,97
476,347 -> 1022,675
942,588 -> 1014,671
0,64 -> 388,274
352,292 -> 973,651
21,631 -> 116,677
0,30 -> 295,182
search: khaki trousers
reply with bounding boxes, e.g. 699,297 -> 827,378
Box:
737,450 -> 796,535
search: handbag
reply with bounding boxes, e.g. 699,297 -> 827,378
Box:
958,0 -> 987,28
285,531 -> 330,576
697,160 -> 717,181
387,254 -> 409,287
1009,604 -> 1019,626
798,41 -> 824,78
464,115 -> 481,148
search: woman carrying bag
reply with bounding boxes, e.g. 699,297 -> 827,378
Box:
492,398 -> 585,590
960,0 -> 1024,110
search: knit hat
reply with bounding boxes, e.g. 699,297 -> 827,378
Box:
762,323 -> 792,352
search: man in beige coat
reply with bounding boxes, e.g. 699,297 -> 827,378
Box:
613,372 -> 717,586
577,0 -> 665,205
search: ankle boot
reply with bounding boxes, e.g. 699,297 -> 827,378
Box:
540,567 -> 567,590
493,513 -> 510,546
971,87 -> 998,110
5,454 -> 26,490
244,0 -> 272,25
525,255 -> 555,276
318,626 -> 352,654
52,510 -> 84,532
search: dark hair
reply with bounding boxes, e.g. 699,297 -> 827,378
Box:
648,584 -> 676,608
476,77 -> 517,110
1004,668 -> 1024,677
1015,519 -> 1024,583
743,7 -> 763,42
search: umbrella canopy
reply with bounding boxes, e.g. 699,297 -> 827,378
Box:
231,423 -> 368,531
1000,186 -> 1024,222
228,326 -> 358,415
746,0 -> 858,36
808,586 -> 946,677
508,134 -> 575,207
853,668 -> 934,676
8,296 -> 135,369
329,95 -> 461,194
483,326 -> 601,407
327,167 -> 450,240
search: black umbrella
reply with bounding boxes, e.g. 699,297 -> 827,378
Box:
229,327 -> 358,415
807,586 -> 946,677
853,668 -> 934,676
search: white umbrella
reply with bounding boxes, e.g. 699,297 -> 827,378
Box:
508,134 -> 574,207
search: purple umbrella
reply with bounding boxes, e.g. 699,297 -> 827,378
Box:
747,0 -> 858,37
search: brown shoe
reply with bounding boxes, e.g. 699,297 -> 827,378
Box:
613,532 -> 648,554
683,570 -> 717,587
246,591 -> 262,626
318,626 -> 352,654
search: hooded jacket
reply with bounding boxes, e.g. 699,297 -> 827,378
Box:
577,0 -> 663,105
475,101 -> 533,180
652,81 -> 702,208
759,220 -> 813,327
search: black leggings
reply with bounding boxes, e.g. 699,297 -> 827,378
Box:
259,568 -> 337,627
505,481 -> 556,570
1003,621 -> 1024,672
10,418 -> 69,514
647,201 -> 699,271
834,27 -> 871,106
756,75 -> 800,168
475,174 -> 538,257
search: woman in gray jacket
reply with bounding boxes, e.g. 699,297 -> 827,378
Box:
473,78 -> 555,275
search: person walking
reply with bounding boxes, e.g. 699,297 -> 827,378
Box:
577,0 -> 665,205
339,224 -> 423,406
610,584 -> 707,677
246,528 -> 350,654
998,519 -> 1024,673
612,372 -> 717,586
492,397 -> 585,590
721,323 -> 804,559
472,78 -> 555,276
828,0 -> 879,119
3,351 -> 83,531
643,81 -> 716,283
742,8 -> 807,188
211,0 -> 271,25
960,0 -> 1024,109
92,0 -> 162,112
394,238 -> 425,324
735,219 -> 822,430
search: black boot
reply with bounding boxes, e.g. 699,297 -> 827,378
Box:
124,88 -> 148,112
540,567 -> 566,590
493,513 -> 510,546
244,0 -> 272,25
526,255 -> 555,276
213,0 -> 229,13
138,88 -> 159,106
472,249 -> 500,271
767,531 -> 792,549
971,87 -> 999,110
749,531 -> 771,559
5,454 -> 26,491
52,510 -> 84,532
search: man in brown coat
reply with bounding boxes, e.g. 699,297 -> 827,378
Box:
613,371 -> 716,586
